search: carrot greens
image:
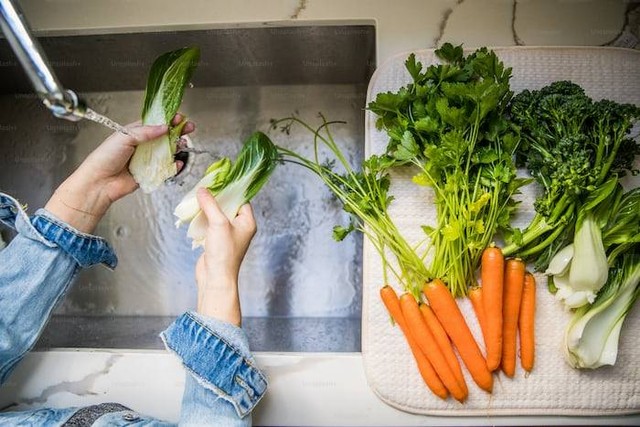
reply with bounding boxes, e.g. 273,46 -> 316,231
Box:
368,43 -> 527,297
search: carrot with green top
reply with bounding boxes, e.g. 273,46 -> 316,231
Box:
380,286 -> 449,400
400,294 -> 467,402
481,245 -> 504,371
422,279 -> 493,393
501,258 -> 526,377
519,272 -> 536,373
419,303 -> 468,397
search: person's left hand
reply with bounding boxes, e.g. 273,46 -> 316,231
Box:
45,114 -> 195,233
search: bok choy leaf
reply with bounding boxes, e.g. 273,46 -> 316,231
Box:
129,46 -> 200,193
175,131 -> 279,249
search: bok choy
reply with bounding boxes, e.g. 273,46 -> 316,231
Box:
129,47 -> 200,193
564,252 -> 640,369
547,185 -> 640,308
174,131 -> 279,249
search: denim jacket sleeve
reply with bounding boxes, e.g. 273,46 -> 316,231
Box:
0,192 -> 117,385
160,312 -> 268,426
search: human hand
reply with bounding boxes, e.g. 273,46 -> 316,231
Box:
194,188 -> 257,326
45,114 -> 195,233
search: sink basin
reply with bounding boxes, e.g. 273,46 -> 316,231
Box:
0,24 -> 375,352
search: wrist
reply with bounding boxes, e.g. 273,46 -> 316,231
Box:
44,174 -> 111,234
197,276 -> 241,326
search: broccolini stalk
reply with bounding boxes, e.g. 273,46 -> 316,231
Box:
368,44 -> 527,297
502,81 -> 640,269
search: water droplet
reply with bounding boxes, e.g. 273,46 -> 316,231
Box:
115,225 -> 130,238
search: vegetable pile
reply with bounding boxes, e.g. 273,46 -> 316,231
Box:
270,43 -> 640,402
272,114 -> 492,401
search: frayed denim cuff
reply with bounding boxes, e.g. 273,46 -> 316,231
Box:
160,312 -> 268,418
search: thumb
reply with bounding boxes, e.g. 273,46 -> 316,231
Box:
196,188 -> 228,226
127,124 -> 169,144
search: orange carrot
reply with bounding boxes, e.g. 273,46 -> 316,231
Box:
379,286 -> 449,400
468,286 -> 488,349
481,246 -> 504,371
519,272 -> 536,373
419,303 -> 468,398
422,279 -> 493,393
501,258 -> 526,377
400,294 -> 467,402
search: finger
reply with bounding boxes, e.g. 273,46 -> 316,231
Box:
181,121 -> 196,135
127,124 -> 168,143
171,113 -> 184,126
196,188 -> 228,226
175,160 -> 185,173
233,203 -> 257,234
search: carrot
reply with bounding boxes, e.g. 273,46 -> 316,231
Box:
468,286 -> 488,349
501,258 -> 526,377
419,303 -> 468,398
519,272 -> 536,373
400,294 -> 467,402
481,245 -> 504,371
379,286 -> 449,400
422,279 -> 493,393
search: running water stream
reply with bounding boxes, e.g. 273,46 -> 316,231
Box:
83,108 -> 134,137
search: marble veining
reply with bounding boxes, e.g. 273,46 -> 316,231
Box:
433,0 -> 465,47
290,0 -> 309,20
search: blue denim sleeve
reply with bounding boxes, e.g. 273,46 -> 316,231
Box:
160,312 -> 268,426
0,192 -> 118,385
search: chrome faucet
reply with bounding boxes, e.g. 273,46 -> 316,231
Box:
0,0 -> 86,121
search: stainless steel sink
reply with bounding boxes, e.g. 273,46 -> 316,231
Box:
0,25 -> 375,352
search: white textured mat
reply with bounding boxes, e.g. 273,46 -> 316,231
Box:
363,47 -> 640,416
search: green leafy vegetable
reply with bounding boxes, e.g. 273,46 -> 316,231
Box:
272,115 -> 429,298
547,184 -> 640,308
502,81 -> 640,269
129,46 -> 200,193
368,44 -> 527,297
174,131 -> 279,248
564,252 -> 640,369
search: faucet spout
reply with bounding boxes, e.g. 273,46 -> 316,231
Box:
0,0 -> 86,121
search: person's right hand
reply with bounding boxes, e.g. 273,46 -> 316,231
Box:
194,188 -> 256,326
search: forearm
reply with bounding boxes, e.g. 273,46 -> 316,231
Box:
44,172 -> 111,234
197,274 -> 241,327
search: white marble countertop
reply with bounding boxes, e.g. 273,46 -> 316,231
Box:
3,0 -> 640,425
19,0 -> 640,63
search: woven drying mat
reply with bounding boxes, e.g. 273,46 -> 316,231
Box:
362,47 -> 640,416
